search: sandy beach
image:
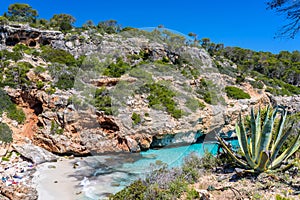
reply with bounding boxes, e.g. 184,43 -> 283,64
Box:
33,158 -> 83,200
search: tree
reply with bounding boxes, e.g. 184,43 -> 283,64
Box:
267,0 -> 300,38
5,3 -> 38,23
97,19 -> 120,34
82,20 -> 95,29
50,14 -> 76,31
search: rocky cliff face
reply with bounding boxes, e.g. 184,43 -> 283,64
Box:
0,24 -> 299,155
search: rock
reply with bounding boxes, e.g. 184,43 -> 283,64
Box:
13,144 -> 58,164
195,189 -> 211,200
0,184 -> 38,200
125,136 -> 140,152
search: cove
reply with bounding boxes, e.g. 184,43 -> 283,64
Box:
76,139 -> 239,199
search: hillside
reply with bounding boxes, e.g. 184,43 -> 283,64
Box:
0,23 -> 299,155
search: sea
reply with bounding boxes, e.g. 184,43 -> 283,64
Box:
72,139 -> 239,199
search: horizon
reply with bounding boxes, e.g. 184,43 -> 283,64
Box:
0,0 -> 299,54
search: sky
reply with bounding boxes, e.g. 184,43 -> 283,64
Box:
0,0 -> 299,53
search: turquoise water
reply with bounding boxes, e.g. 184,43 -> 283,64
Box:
79,139 -> 239,199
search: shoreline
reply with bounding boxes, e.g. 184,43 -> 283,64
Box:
33,158 -> 83,200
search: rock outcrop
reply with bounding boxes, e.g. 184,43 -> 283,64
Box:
0,24 -> 297,155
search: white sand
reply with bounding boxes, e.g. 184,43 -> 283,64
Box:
33,158 -> 83,200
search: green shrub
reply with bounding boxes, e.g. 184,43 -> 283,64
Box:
0,123 -> 13,143
196,78 -> 220,105
93,87 -> 113,115
138,83 -> 182,119
41,46 -> 76,66
131,112 -> 141,125
36,80 -> 44,89
50,120 -> 63,135
0,16 -> 8,25
225,86 -> 251,99
186,188 -> 200,200
7,107 -> 26,124
110,180 -> 146,200
0,89 -> 25,124
0,49 -> 22,62
103,58 -> 131,77
185,97 -> 204,112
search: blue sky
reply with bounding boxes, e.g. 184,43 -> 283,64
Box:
0,0 -> 299,53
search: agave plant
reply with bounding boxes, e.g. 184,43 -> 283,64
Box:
217,106 -> 300,172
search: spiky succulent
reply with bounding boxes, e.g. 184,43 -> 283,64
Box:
217,106 -> 300,172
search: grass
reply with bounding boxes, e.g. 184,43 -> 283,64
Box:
225,86 -> 251,99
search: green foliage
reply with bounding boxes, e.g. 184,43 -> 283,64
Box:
0,89 -> 25,124
7,107 -> 26,124
275,194 -> 294,200
225,86 -> 251,99
111,153 -> 216,199
185,97 -> 205,112
110,180 -> 146,200
0,123 -> 13,143
103,58 -> 131,78
138,83 -> 182,119
50,14 -> 75,31
0,16 -> 8,25
217,106 -> 300,172
50,120 -> 63,135
34,66 -> 46,74
131,112 -> 141,125
196,78 -> 220,105
13,43 -> 40,56
93,87 -> 113,115
6,3 -> 38,23
41,46 -> 76,66
36,80 -> 44,89
97,19 -> 120,34
216,47 -> 300,95
186,188 -> 200,200
0,49 -> 22,62
0,61 -> 33,89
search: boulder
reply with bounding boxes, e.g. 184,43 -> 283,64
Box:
13,144 -> 58,164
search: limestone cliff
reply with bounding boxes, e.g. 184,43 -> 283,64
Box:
0,24 -> 299,155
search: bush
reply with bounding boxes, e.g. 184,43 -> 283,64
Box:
7,107 -> 26,124
0,89 -> 25,124
138,83 -> 182,119
50,120 -> 63,135
225,86 -> 251,99
185,97 -> 205,112
0,123 -> 13,143
103,58 -> 131,78
131,112 -> 141,125
111,180 -> 146,200
93,87 -> 113,115
41,46 -> 76,66
0,49 -> 22,62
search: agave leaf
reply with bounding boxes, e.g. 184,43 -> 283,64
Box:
216,136 -> 248,168
250,108 -> 256,160
237,114 -> 256,168
273,108 -> 287,145
271,133 -> 300,169
256,109 -> 276,163
254,108 -> 261,158
270,122 -> 294,162
255,151 -> 270,172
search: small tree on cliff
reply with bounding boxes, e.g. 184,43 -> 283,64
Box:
50,14 -> 76,31
4,3 -> 38,23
